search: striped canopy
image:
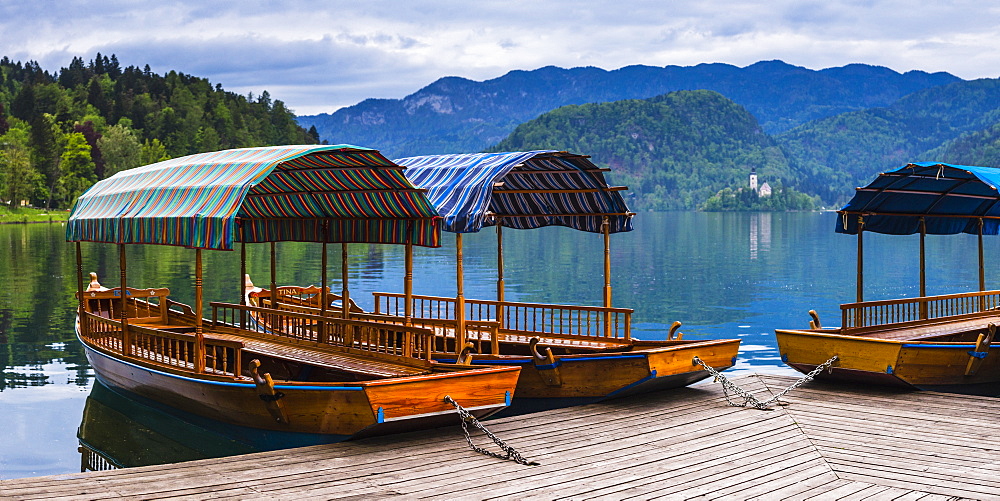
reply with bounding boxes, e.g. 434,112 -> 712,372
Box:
838,162 -> 1000,236
393,151 -> 633,234
67,145 -> 441,250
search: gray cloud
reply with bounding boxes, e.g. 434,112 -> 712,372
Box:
2,0 -> 998,115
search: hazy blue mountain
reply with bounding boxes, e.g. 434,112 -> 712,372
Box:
298,61 -> 958,158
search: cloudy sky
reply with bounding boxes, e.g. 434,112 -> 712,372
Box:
2,1 -> 998,116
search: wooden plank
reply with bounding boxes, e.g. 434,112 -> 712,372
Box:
806,481 -> 882,501
836,484 -> 893,501
834,462 -> 997,499
781,479 -> 865,500
859,486 -> 931,501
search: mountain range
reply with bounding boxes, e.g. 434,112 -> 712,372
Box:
297,60 -> 1000,209
297,61 -> 958,159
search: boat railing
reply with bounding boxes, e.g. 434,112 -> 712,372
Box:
80,311 -> 244,376
260,300 -> 503,355
372,292 -> 633,341
210,302 -> 434,361
841,289 -> 1000,333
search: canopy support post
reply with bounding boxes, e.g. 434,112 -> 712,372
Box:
270,242 -> 278,309
603,216 -> 612,337
979,218 -> 986,293
195,248 -> 205,373
456,233 -> 466,353
341,243 -> 350,320
320,238 -> 328,343
119,244 -> 130,356
920,218 -> 927,320
240,241 -> 247,330
240,242 -> 247,306
496,223 -> 505,331
856,217 -> 864,304
76,242 -> 88,339
919,217 -> 927,297
404,241 -> 413,327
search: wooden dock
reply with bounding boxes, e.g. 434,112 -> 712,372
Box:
3,374 -> 998,500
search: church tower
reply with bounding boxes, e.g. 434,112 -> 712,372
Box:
749,167 -> 758,191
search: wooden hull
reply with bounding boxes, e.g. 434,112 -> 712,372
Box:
776,328 -> 1000,395
80,332 -> 519,438
435,339 -> 741,414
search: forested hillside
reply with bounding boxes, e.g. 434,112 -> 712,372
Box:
775,78 -> 1000,205
490,90 -> 811,210
0,54 -> 318,210
298,61 -> 958,158
926,122 -> 1000,166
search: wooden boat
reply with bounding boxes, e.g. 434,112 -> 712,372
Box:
776,162 -> 1000,395
68,145 -> 521,440
249,150 -> 741,413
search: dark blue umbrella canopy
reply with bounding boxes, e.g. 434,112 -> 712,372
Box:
838,162 -> 1000,235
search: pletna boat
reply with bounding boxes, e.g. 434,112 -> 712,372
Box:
68,145 -> 521,440
249,150 -> 741,413
775,162 -> 1000,395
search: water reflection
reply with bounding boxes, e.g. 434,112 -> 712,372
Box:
749,212 -> 772,260
77,381 -> 259,471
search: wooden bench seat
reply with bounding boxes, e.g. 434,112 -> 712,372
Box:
206,332 -> 429,378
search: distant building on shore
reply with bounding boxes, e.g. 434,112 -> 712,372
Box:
749,167 -> 771,197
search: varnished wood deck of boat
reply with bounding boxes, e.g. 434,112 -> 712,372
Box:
3,374 -> 998,500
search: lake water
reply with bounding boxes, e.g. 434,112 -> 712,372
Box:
2,212 -> 997,479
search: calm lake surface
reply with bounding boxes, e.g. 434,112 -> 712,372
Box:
2,211 -> 997,479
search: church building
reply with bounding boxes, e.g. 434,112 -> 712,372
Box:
750,167 -> 771,197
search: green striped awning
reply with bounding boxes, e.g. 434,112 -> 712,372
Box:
67,145 -> 441,250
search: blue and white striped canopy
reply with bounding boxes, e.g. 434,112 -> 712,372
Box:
394,151 -> 633,234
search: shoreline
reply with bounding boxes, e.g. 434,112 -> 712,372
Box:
0,219 -> 68,225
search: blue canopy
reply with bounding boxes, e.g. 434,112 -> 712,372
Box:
393,151 -> 634,234
838,162 -> 1000,235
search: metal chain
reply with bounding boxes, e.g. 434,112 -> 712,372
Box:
444,395 -> 539,466
693,355 -> 839,410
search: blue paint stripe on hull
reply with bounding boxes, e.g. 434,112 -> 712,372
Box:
900,343 -> 979,349
436,353 -> 648,365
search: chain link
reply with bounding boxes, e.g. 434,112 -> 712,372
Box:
693,355 -> 839,410
445,395 -> 539,466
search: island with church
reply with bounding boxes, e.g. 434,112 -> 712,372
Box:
700,167 -> 820,211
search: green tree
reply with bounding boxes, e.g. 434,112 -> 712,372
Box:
29,113 -> 61,208
98,123 -> 142,176
59,131 -> 96,205
140,138 -> 169,165
0,120 -> 41,207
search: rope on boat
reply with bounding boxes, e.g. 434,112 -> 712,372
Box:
444,395 -> 539,466
693,355 -> 839,410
